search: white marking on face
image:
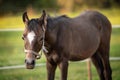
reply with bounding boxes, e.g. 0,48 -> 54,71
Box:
27,31 -> 35,45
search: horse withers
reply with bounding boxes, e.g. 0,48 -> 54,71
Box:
22,10 -> 112,80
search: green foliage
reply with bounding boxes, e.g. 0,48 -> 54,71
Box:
0,0 -> 58,15
32,0 -> 58,10
0,0 -> 120,15
0,0 -> 32,15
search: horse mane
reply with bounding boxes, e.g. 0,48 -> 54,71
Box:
46,14 -> 70,30
60,15 -> 69,18
26,14 -> 70,31
55,15 -> 70,20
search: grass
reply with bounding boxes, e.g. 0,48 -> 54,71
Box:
0,15 -> 24,29
0,31 -> 23,66
0,8 -> 120,29
0,28 -> 120,80
110,28 -> 120,56
0,63 -> 91,80
0,61 -> 119,80
0,13 -> 39,29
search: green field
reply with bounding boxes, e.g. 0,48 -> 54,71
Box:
0,28 -> 120,80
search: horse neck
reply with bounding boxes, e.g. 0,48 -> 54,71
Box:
45,17 -> 59,46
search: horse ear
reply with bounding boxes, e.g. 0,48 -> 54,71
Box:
39,10 -> 47,31
22,12 -> 29,24
40,10 -> 47,25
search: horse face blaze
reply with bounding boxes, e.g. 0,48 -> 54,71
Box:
25,31 -> 36,69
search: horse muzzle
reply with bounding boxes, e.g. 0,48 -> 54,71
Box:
25,59 -> 35,69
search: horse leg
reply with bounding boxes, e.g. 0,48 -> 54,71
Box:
91,52 -> 105,80
98,47 -> 112,80
46,60 -> 57,80
58,59 -> 69,80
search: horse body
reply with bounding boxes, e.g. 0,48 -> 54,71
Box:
45,11 -> 103,61
22,10 -> 112,80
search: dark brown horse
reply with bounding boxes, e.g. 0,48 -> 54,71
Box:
22,10 -> 112,80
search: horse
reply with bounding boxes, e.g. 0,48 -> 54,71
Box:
22,10 -> 112,80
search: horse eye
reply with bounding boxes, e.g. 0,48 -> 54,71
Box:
22,36 -> 24,40
40,37 -> 43,41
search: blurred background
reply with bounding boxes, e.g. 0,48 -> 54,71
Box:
0,0 -> 120,80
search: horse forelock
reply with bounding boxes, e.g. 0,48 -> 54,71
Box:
27,19 -> 40,32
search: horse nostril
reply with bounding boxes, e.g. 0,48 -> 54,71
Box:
31,60 -> 35,65
25,59 -> 27,63
25,59 -> 35,65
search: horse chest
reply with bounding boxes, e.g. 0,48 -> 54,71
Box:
46,51 -> 61,63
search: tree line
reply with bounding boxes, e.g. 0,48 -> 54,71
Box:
0,0 -> 119,15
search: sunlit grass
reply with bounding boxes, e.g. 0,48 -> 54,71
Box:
0,16 -> 24,29
0,13 -> 40,29
0,8 -> 120,29
99,8 -> 120,25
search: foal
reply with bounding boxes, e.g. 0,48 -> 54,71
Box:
22,10 -> 112,80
